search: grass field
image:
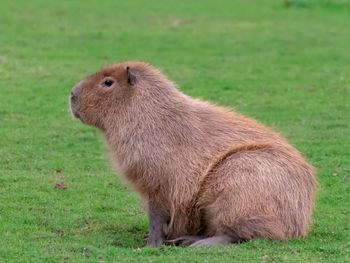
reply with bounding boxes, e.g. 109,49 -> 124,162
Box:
1,0 -> 349,262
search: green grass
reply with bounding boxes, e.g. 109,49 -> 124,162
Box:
1,0 -> 349,262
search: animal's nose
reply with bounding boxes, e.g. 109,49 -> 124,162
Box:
70,90 -> 78,102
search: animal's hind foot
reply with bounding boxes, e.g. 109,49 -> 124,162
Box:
166,235 -> 204,246
189,235 -> 233,247
166,235 -> 234,247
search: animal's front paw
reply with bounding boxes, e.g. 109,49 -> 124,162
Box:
147,232 -> 164,247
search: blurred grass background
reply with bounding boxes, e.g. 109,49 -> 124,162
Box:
0,0 -> 349,262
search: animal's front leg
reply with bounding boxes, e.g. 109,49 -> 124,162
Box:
147,199 -> 168,247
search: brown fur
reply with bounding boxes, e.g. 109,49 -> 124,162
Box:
70,61 -> 317,245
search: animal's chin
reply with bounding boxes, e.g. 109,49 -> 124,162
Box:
73,111 -> 86,124
71,109 -> 94,126
70,106 -> 100,128
70,105 -> 82,121
73,111 -> 81,119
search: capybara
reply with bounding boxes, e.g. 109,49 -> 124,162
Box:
70,61 -> 316,247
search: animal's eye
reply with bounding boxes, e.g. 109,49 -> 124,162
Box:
102,79 -> 114,87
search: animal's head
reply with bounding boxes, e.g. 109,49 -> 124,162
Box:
70,61 -> 163,130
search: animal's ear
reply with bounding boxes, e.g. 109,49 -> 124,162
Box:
126,66 -> 137,86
